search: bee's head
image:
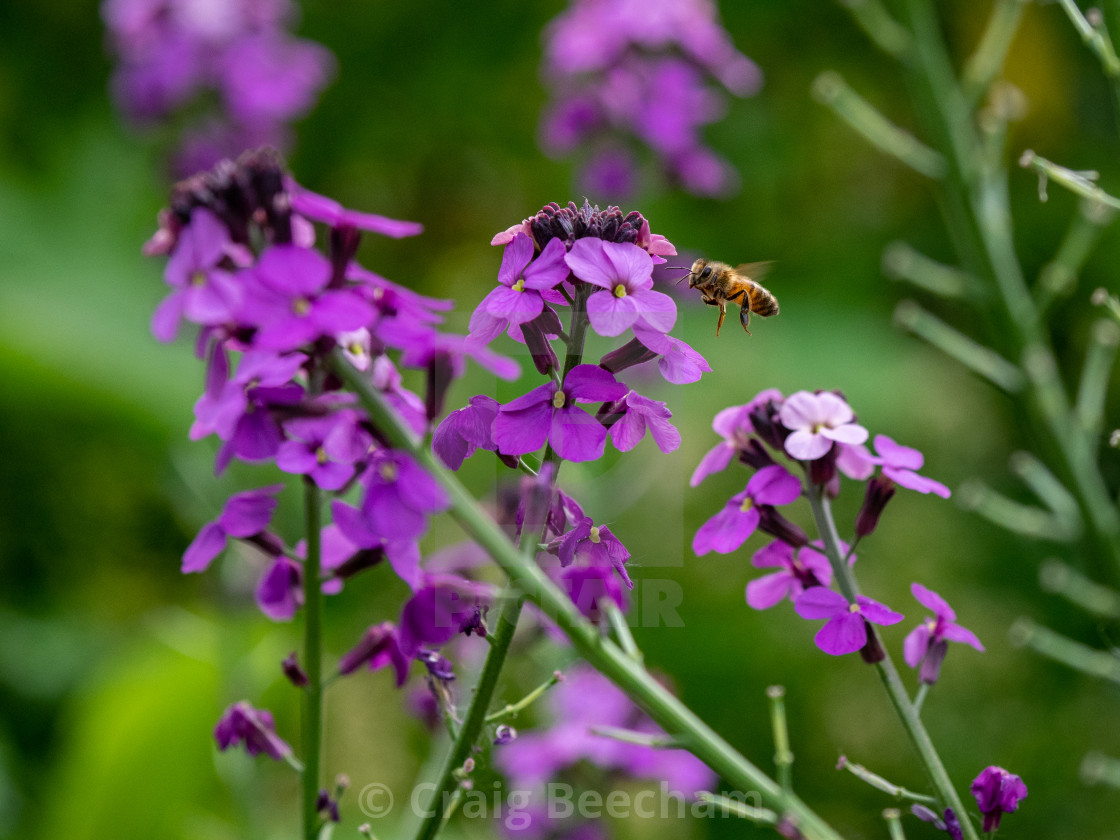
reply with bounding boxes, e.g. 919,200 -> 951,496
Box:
688,258 -> 709,287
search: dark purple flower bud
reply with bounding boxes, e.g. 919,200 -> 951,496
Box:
493,724 -> 517,745
282,651 -> 308,687
316,789 -> 341,823
748,395 -> 790,452
757,505 -> 810,549
214,701 -> 292,761
738,438 -> 776,469
807,443 -> 839,486
425,350 -> 458,421
599,337 -> 659,375
971,766 -> 1027,832
338,622 -> 410,686
521,316 -> 561,377
858,623 -> 887,664
255,556 -> 303,621
855,476 -> 896,538
911,805 -> 962,839
416,649 -> 456,682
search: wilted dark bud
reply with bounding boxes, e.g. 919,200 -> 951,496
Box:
521,312 -> 561,376
596,398 -> 627,430
460,605 -> 488,639
855,476 -> 896,538
600,337 -> 658,375
316,789 -> 341,823
329,224 -> 362,284
282,651 -> 308,687
493,724 -> 517,745
738,438 -> 776,470
331,547 -> 386,580
417,650 -> 456,683
757,506 -> 809,548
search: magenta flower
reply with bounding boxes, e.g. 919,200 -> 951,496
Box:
692,465 -> 801,556
469,235 -> 570,343
903,583 -> 984,684
565,238 -> 676,336
778,391 -> 868,461
214,701 -> 292,761
338,622 -> 410,686
397,575 -> 490,657
600,326 -> 711,385
493,365 -> 628,462
287,182 -> 423,238
746,540 -> 832,610
603,391 -> 680,453
867,435 -> 951,497
793,588 -> 904,656
691,389 -> 783,486
330,500 -> 421,590
359,450 -> 450,541
557,518 -> 633,589
276,410 -> 372,490
151,207 -> 247,342
181,484 -> 284,573
432,394 -> 503,470
971,766 -> 1027,832
240,244 -> 375,352
255,555 -> 303,621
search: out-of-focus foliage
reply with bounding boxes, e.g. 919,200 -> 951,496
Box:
1,1 -> 1119,838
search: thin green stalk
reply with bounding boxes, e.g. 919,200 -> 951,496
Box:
806,485 -> 980,840
333,352 -> 845,840
766,686 -> 794,793
838,756 -> 938,805
961,0 -> 1027,104
485,670 -> 563,723
302,478 -> 324,840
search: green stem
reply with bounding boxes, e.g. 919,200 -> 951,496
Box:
301,478 -> 324,840
766,685 -> 794,793
485,670 -> 563,723
805,485 -> 979,840
333,351 -> 844,840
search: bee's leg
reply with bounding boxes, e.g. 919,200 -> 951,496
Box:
716,302 -> 726,336
740,305 -> 753,336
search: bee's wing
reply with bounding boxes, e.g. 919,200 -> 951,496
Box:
733,261 -> 774,281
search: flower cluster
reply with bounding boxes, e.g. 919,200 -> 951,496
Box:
149,149 -> 516,759
538,0 -> 762,198
436,200 -> 707,617
692,388 -> 978,665
102,0 -> 335,173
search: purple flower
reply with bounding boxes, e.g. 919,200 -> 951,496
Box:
746,540 -> 832,610
255,555 -> 303,621
903,583 -> 984,684
397,576 -> 490,657
276,410 -> 372,490
971,766 -> 1027,832
565,239 -> 676,336
600,327 -> 711,385
493,365 -> 628,462
219,32 -> 334,125
690,389 -> 783,486
867,435 -> 951,497
432,395 -> 503,470
557,518 -> 633,589
359,450 -> 450,541
240,244 -> 375,352
338,622 -> 410,686
495,664 -> 714,795
469,235 -> 570,343
182,484 -> 285,573
692,465 -> 801,556
793,588 -> 903,656
191,350 -> 306,443
602,391 -> 680,453
214,701 -> 292,761
287,182 -> 423,238
151,208 -> 247,342
330,500 -> 421,590
778,391 -> 868,461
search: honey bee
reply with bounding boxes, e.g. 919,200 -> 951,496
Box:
682,258 -> 779,336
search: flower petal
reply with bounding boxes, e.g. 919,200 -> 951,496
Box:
550,407 -> 608,462
911,583 -> 955,620
498,233 -> 534,287
746,571 -> 795,610
784,429 -> 831,461
942,622 -> 984,652
748,464 -> 802,505
794,586 -> 848,619
564,365 -> 628,402
632,289 -> 677,333
815,614 -> 867,655
903,624 -> 930,667
690,442 -> 733,487
565,238 -> 617,289
586,290 -> 639,337
874,434 -> 924,470
857,596 -> 904,626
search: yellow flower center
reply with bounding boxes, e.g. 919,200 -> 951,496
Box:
348,341 -> 365,357
512,278 -> 526,292
589,526 -> 601,544
739,496 -> 755,513
292,296 -> 311,316
848,602 -> 861,614
613,283 -> 627,298
552,390 -> 567,409
316,447 -> 328,465
378,461 -> 399,482
190,270 -> 207,287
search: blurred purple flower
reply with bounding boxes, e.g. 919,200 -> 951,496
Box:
692,464 -> 801,556
867,435 -> 951,497
339,621 -> 410,686
214,700 -> 292,761
432,394 -> 503,470
255,554 -> 303,621
971,766 -> 1027,832
903,583 -> 983,684
746,540 -> 831,610
691,389 -> 783,486
359,450 -> 450,542
397,575 -> 490,657
276,410 -> 372,490
793,588 -> 903,656
557,517 -> 633,589
182,483 -> 284,573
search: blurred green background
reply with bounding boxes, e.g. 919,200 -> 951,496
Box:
2,0 -> 1119,838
